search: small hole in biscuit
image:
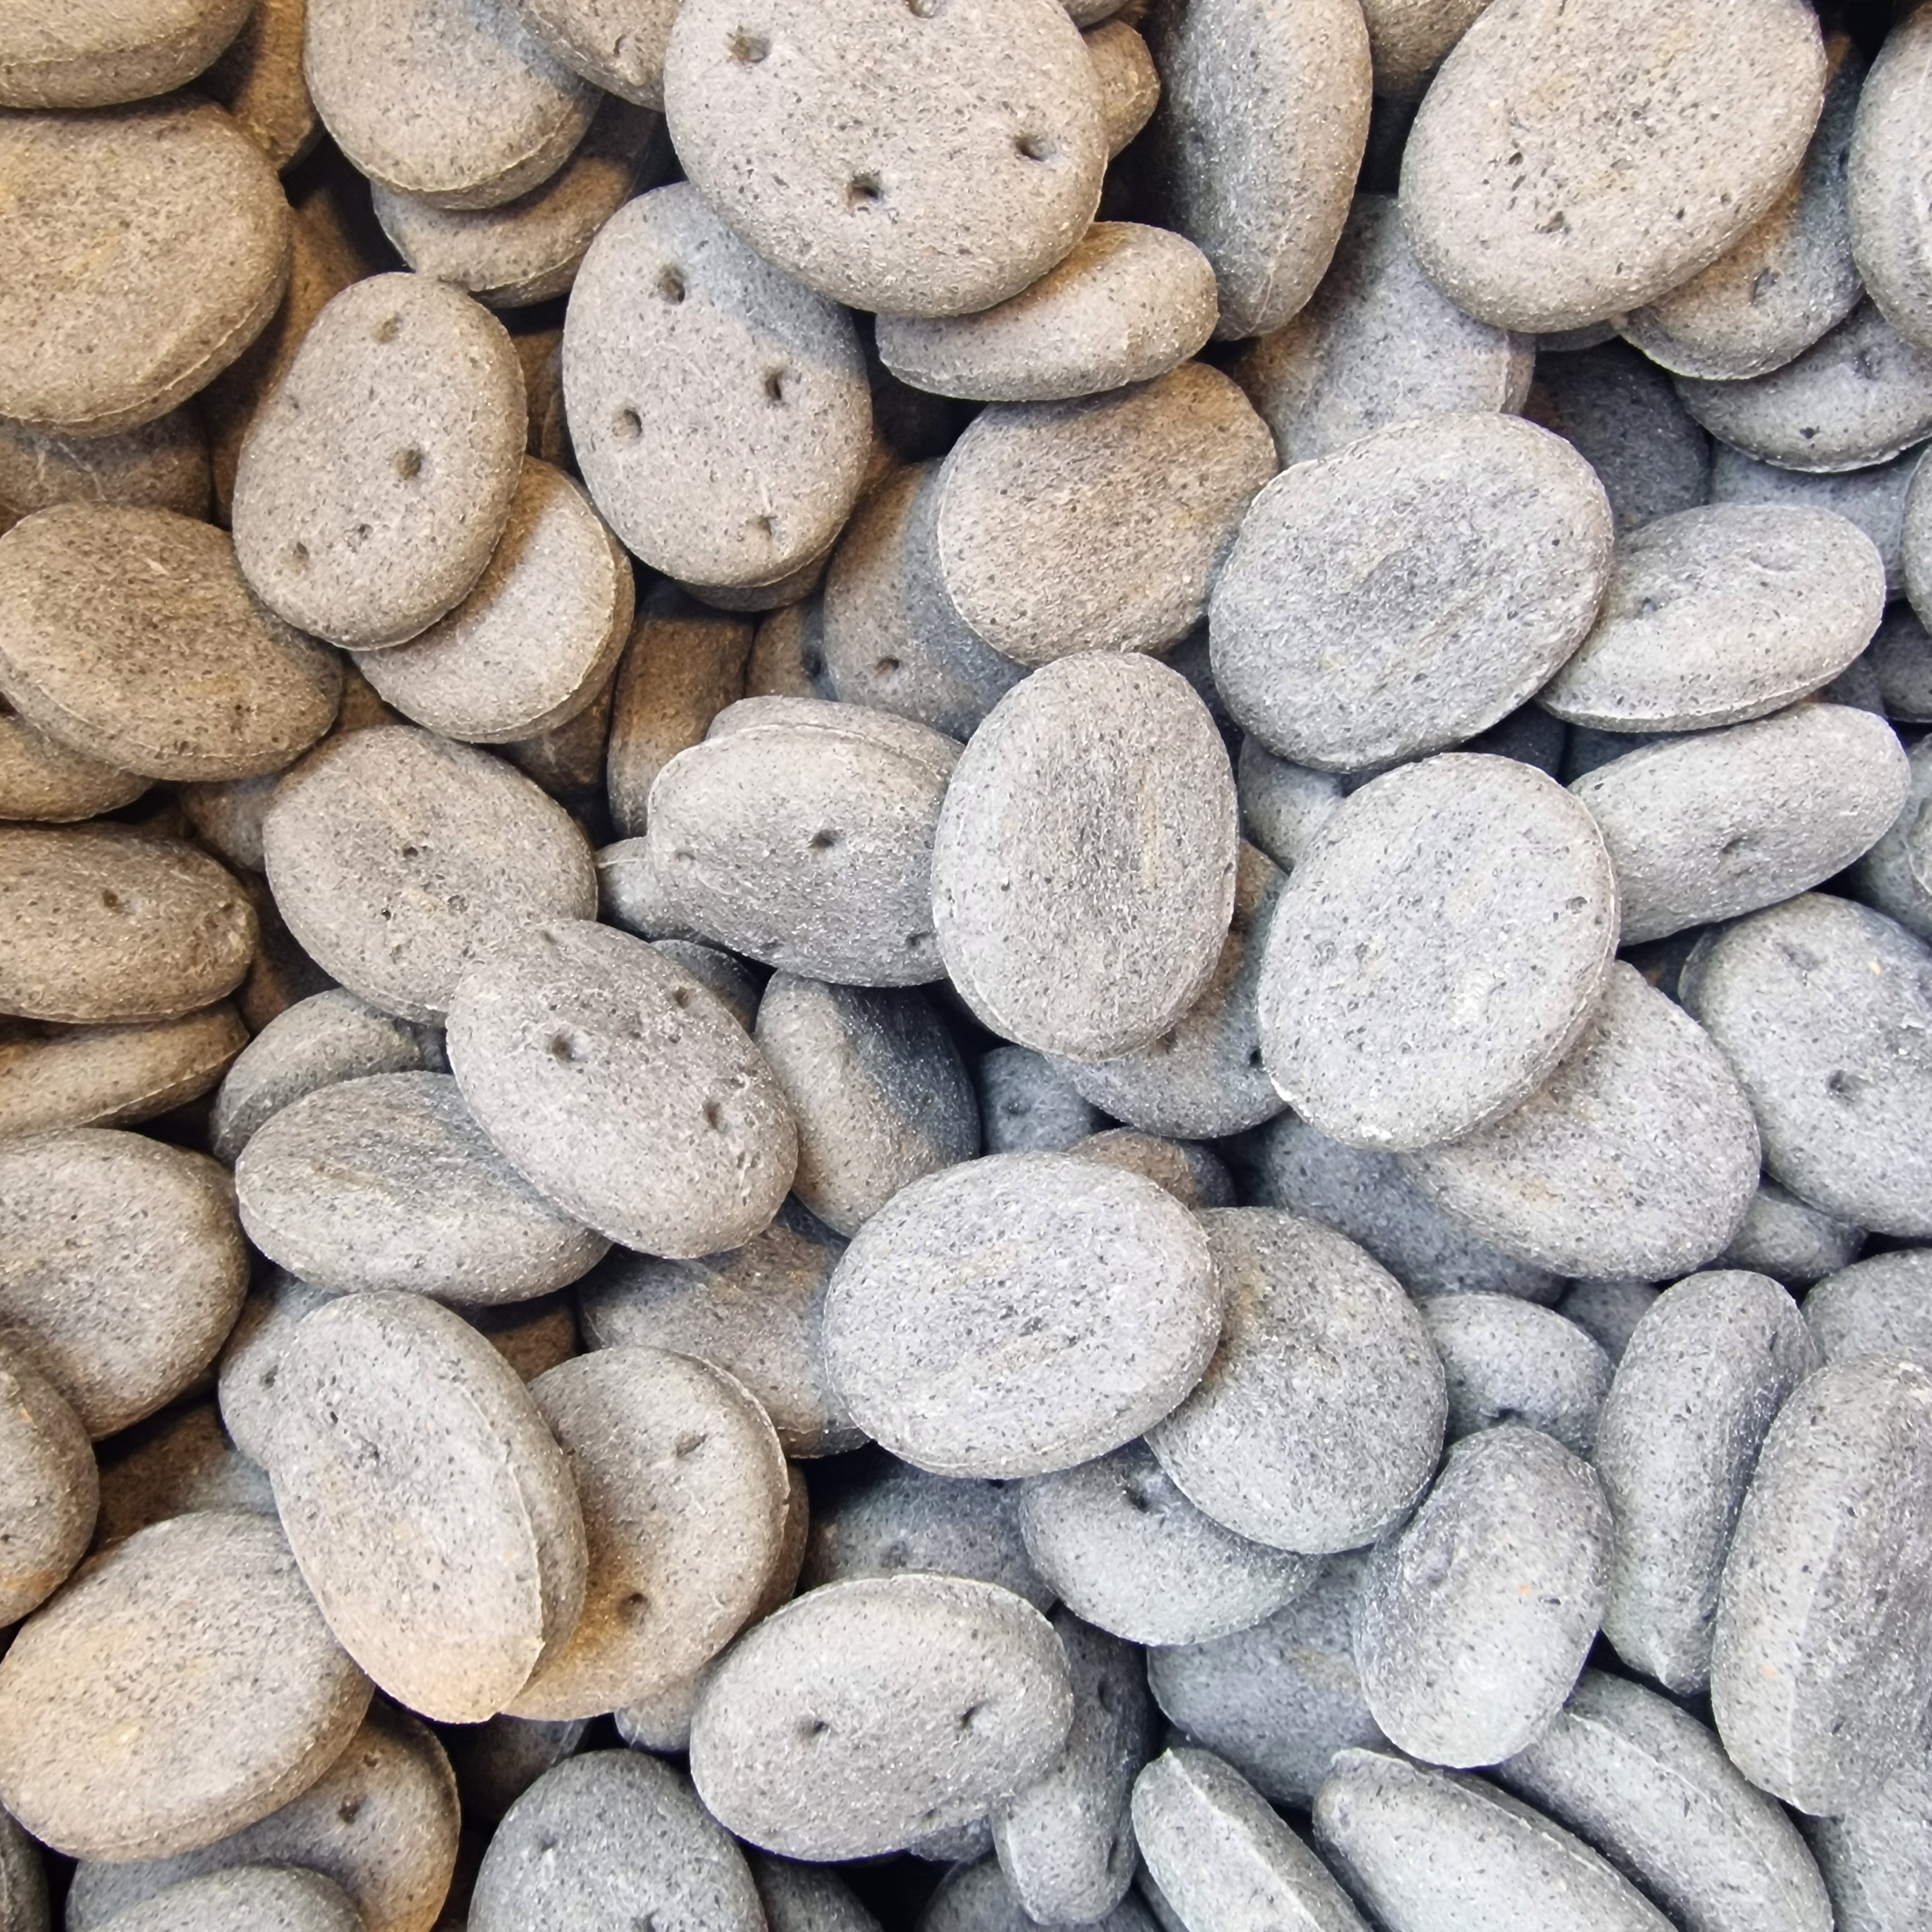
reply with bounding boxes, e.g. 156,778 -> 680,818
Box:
657,266 -> 686,303
395,447 -> 424,481
99,889 -> 121,912
622,1590 -> 650,1617
847,174 -> 883,209
703,1098 -> 724,1129
676,1430 -> 708,1456
613,407 -> 642,441
670,987 -> 692,1009
549,1029 -> 587,1064
290,541 -> 309,571
1014,132 -> 1055,162
908,0 -> 941,15
809,828 -> 839,851
752,513 -> 777,541
799,1716 -> 830,1741
875,655 -> 901,675
763,369 -> 788,404
727,27 -> 768,61
338,1797 -> 363,1825
373,314 -> 401,343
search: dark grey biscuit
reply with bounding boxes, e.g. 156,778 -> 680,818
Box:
1712,1355 -> 1932,1814
0,823 -> 256,1025
752,1856 -> 885,1932
921,1858 -> 1155,1932
689,1574 -> 1073,1860
0,1511 -> 371,1862
1803,1741 -> 1932,1932
1017,1440 -> 1319,1648
203,0 -> 316,169
501,0 -> 676,104
1211,414 -> 1612,771
1235,741 -> 1346,870
1355,0 -> 1489,98
0,1814 -> 39,1932
1804,1248 -> 1932,1368
1257,754 -> 1619,1153
1150,1211 -> 1444,1555
89,1867 -> 362,1932
1869,604 -> 1932,719
1072,1131 -> 1233,1209
1714,443 -> 1922,593
975,1046 -> 1103,1155
1679,892 -> 1932,1237
1355,1426 -> 1612,1768
0,99 -> 290,437
0,1342 -> 96,1625
1233,195 -> 1531,469
1848,3 -> 1932,355
444,1714 -> 589,1827
1539,506 -> 1886,733
1495,1670 -> 1831,1932
1403,965 -> 1760,1281
0,406 -> 209,524
932,654 -> 1238,1061
1903,439 -> 1932,633
934,364 -> 1275,666
663,0 -> 1105,318
746,599 -> 830,704
0,1003 -> 247,1142
89,1399 -> 276,1548
1418,1295 -> 1609,1455
826,1153 -> 1220,1479
233,275 -> 526,649
1594,1271 -> 1819,1696
473,1752 -> 763,1932
1557,1280 -> 1660,1364
1399,0 -> 1824,333
564,184 -> 870,591
0,0 -> 252,107
1714,1180 -> 1863,1288
1140,0 -> 1370,340
270,1291 -> 588,1725
0,707 -> 147,825
1147,1555 -> 1386,1805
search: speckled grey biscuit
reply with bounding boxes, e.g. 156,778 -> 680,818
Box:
0,1510 -> 370,1861
1084,21 -> 1159,152
1803,1740 -> 1932,1932
495,0 -> 674,105
0,704 -> 147,823
271,1290 -> 587,1724
1212,415 -> 1611,771
1402,965 -> 1760,1280
0,1341 -> 95,1624
444,1712 -> 588,1827
91,1867 -> 362,1932
752,1855 -> 884,1932
1714,442 -> 1921,593
1592,1271 -> 1818,1695
1355,0 -> 1490,98
0,0 -> 252,107
89,1398 -> 276,1548
1869,604 -> 1932,719
0,504 -> 340,780
1848,3 -> 1932,357
932,654 -> 1237,1060
1049,845 -> 1281,1140
1149,1211 -> 1444,1554
0,823 -> 255,1025
976,1046 -> 1103,1155
263,726 -> 596,1023
1539,507 -> 1886,733
690,1574 -> 1073,1859
1418,1295 -> 1608,1455
1495,1669 -> 1831,1932
1251,1113 -> 1563,1302
233,275 -> 526,648
746,598 -> 829,703
1399,0 -> 1823,333
923,1859 -> 1153,1932
0,1127 -> 247,1437
68,1701 -> 460,1932
648,696 -> 960,988
755,975 -> 976,1237
877,225 -> 1216,406
565,186 -> 870,590
236,1072 -> 608,1304
819,464 -> 1025,742
1257,754 -> 1619,1153
1235,742 -> 1346,870
1804,1247 -> 1932,1368
1680,893 -> 1932,1236
1140,0 -> 1369,340
1714,1181 -> 1864,1288
652,938 -> 760,1032
1313,1749 -> 1674,1932
1132,1747 -> 1369,1932
0,406 -> 209,523
1073,1131 -> 1232,1209
1557,1279 -> 1659,1363
0,1003 -> 246,1140
664,0 -> 1105,318
936,364 -> 1271,666
0,99 -> 290,437
1712,1355 -> 1932,1813
1620,38 -> 1864,383
1233,196 -> 1531,469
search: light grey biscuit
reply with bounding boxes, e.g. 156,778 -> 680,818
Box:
232,275 -> 526,649
1495,1669 -> 1831,1932
1233,196 -> 1532,469
271,1290 -> 588,1724
1211,414 -> 1612,771
825,1152 -> 1220,1479
1018,1440 -> 1319,1648
0,1127 -> 247,1437
1252,1113 -> 1563,1302
0,1341 -> 96,1624
1802,1739 -> 1932,1932
1313,1749 -> 1675,1932
1592,1269 -> 1818,1694
1355,1426 -> 1612,1768
373,99 -> 666,309
0,1003 -> 246,1140
755,974 -> 976,1237
663,0 -> 1106,318
878,225 -> 1216,406
1140,0 -> 1370,340
213,1277 -> 332,1471
0,0 -> 252,107
1071,1130 -> 1233,1209
90,1399 -> 276,1549
752,1855 -> 885,1932
202,0 -> 316,169
1399,0 -> 1824,333
1539,506 -> 1887,732
1557,1280 -> 1660,1363
1357,0 -> 1490,98
0,1510 -> 371,1862
1714,1181 -> 1863,1288
90,1867 -> 361,1932
262,726 -> 596,1023
0,505 -> 340,780
1712,441 -> 1922,593
1131,1747 -> 1370,1932
1849,0 -> 1932,355
443,1714 -> 588,1827
1679,892 -> 1932,1237
1869,603 -> 1932,718
1256,754 -> 1619,1153
689,1574 -> 1074,1860
932,654 -> 1238,1060
1804,1247 -> 1932,1368
651,938 -> 760,1032
500,0 -> 675,104
1085,21 -> 1160,154
921,1860 -> 1154,1932
1419,1295 -> 1609,1455
1402,965 -> 1760,1281
975,1046 -> 1103,1155
1712,1355 -> 1932,1814
0,704 -> 147,823
1235,742 -> 1347,870
564,184 -> 870,590
934,364 -> 1273,665
0,406 -> 209,523
1150,1211 -> 1445,1554
1147,1555 -> 1385,1805
0,98 -> 290,437
68,1701 -> 460,1932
